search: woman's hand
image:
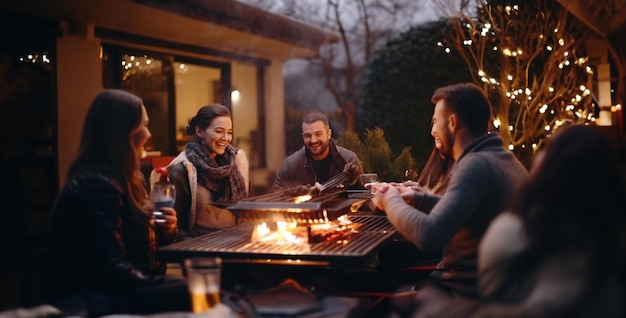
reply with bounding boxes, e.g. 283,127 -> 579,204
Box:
152,207 -> 178,233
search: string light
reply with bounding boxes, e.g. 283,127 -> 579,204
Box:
436,1 -> 597,154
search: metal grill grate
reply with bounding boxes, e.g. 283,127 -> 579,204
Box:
159,214 -> 396,268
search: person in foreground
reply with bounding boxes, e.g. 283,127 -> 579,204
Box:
168,104 -> 249,239
415,124 -> 626,318
372,82 -> 528,299
272,111 -> 363,191
44,89 -> 189,316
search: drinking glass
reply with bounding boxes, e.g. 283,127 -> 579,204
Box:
150,179 -> 176,222
361,173 -> 378,193
185,257 -> 222,313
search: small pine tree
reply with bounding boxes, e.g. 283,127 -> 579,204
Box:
336,127 -> 415,182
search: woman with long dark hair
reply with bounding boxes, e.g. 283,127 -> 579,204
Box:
45,89 -> 188,316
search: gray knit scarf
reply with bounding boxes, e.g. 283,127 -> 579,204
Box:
185,139 -> 248,203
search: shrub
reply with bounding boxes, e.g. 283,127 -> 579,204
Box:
336,128 -> 416,182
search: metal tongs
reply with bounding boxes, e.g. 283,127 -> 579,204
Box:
308,162 -> 360,195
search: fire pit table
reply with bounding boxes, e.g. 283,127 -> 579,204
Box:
158,212 -> 396,268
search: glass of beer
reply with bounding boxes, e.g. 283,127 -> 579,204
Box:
184,257 -> 222,313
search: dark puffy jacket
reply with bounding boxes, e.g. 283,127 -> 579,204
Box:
44,172 -> 173,300
272,139 -> 364,191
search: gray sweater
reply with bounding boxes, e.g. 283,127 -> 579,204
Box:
383,133 -> 528,296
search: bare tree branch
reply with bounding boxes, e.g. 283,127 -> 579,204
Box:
442,0 -> 594,158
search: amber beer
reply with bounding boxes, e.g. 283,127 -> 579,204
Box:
185,257 -> 222,313
189,284 -> 220,313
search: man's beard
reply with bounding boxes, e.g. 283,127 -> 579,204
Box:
439,130 -> 454,158
308,141 -> 329,156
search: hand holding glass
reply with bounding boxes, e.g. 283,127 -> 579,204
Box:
150,181 -> 176,223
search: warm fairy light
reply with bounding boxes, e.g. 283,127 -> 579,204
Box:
493,118 -> 501,128
437,2 -> 598,154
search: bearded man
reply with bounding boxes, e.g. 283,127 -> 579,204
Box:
373,83 -> 528,298
272,111 -> 363,191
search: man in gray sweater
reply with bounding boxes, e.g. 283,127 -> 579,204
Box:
373,82 -> 528,297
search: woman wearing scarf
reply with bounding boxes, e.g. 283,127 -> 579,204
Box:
168,104 -> 249,240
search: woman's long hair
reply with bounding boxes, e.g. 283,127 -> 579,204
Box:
418,147 -> 454,195
67,89 -> 148,211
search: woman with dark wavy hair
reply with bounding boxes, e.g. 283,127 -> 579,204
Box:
45,89 -> 188,316
167,104 -> 249,240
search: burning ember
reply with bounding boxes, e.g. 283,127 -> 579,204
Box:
251,221 -> 304,245
250,215 -> 361,246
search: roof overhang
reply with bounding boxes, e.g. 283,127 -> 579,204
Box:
557,0 -> 626,37
131,0 -> 340,53
0,0 -> 340,61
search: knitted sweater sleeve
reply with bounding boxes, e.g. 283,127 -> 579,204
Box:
383,155 -> 492,252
